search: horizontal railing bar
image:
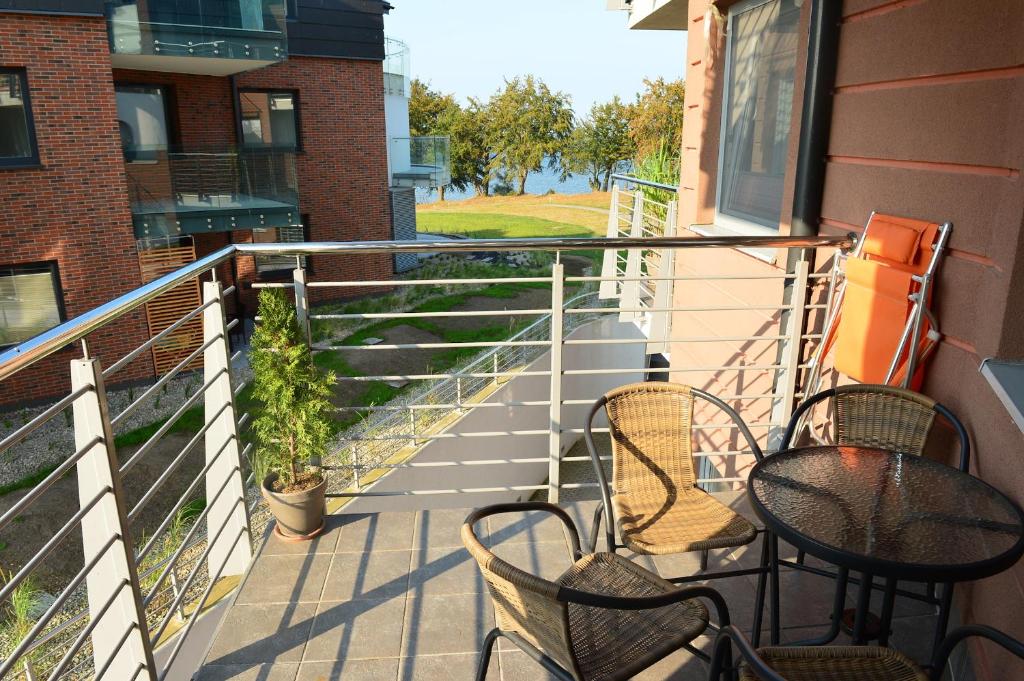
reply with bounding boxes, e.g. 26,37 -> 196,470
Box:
325,457 -> 551,470
328,485 -> 548,497
45,579 -> 130,681
0,486 -> 110,604
0,532 -> 121,679
237,412 -> 251,430
251,282 -> 295,289
226,318 -> 239,331
565,305 -> 791,314
118,368 -> 226,476
104,300 -> 214,377
320,340 -> 551,351
127,402 -> 230,523
110,334 -> 222,428
93,624 -> 139,681
0,385 -> 92,458
566,422 -> 779,434
231,350 -> 243,363
312,309 -> 550,321
563,336 -> 790,345
142,470 -> 238,607
0,246 -> 232,382
566,274 -> 799,283
337,370 -> 550,382
308,277 -> 554,288
234,380 -> 249,397
334,400 -> 551,411
611,173 -> 679,193
222,285 -> 236,296
0,436 -> 101,534
563,366 -> 784,375
338,430 -> 547,442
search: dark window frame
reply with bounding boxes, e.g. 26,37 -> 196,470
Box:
114,81 -> 181,161
0,68 -> 41,169
285,0 -> 299,20
252,221 -> 311,281
235,88 -> 303,152
0,260 -> 67,349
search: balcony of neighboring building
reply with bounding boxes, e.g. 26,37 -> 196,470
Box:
607,0 -> 689,30
104,0 -> 288,75
390,136 -> 451,190
383,37 -> 411,97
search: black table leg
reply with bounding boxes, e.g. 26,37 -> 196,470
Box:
852,572 -> 874,644
769,532 -> 781,645
878,578 -> 898,647
751,532 -> 769,648
931,583 -> 954,657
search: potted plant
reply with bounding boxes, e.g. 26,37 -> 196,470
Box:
250,288 -> 336,540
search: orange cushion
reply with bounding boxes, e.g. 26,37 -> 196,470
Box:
862,213 -> 940,275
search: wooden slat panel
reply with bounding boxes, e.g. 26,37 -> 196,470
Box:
138,243 -> 204,376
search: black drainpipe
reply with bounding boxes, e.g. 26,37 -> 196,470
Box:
776,0 -> 842,421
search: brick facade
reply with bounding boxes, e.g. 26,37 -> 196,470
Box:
0,14 -> 152,404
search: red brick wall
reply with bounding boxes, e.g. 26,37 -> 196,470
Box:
238,56 -> 394,301
0,14 -> 152,404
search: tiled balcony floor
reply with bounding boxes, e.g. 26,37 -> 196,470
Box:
197,493 -> 945,681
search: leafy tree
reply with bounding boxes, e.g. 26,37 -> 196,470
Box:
563,96 -> 635,191
485,76 -> 575,195
629,77 -> 686,161
408,78 -> 455,137
434,99 -> 493,200
250,289 -> 335,488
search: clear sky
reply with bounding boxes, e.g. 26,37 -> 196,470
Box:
384,0 -> 687,114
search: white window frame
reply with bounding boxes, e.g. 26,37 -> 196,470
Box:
712,0 -> 798,238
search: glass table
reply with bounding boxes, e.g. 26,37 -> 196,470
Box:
748,446 -> 1024,650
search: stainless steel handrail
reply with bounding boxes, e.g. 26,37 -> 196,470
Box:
610,173 -> 679,193
0,234 -> 851,382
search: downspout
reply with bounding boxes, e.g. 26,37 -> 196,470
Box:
776,0 -> 842,436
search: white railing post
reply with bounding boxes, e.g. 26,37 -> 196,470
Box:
666,198 -> 678,237
293,266 -> 313,349
772,259 -> 811,449
71,358 -> 157,681
620,191 -> 645,322
599,184 -> 621,299
648,247 -> 675,355
548,261 -> 565,503
203,281 -> 253,581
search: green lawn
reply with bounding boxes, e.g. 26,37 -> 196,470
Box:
416,213 -> 596,240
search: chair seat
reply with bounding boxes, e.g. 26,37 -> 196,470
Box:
614,488 -> 757,555
739,645 -> 928,681
558,553 -> 709,681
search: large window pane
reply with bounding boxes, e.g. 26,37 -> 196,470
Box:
239,90 -> 298,149
253,225 -> 306,274
718,0 -> 800,229
0,70 -> 39,165
0,263 -> 64,347
116,85 -> 170,157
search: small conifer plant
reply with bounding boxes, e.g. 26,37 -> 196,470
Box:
250,288 -> 336,492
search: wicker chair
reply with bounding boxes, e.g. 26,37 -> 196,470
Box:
583,382 -> 771,643
707,624 -> 1024,681
463,502 -> 733,681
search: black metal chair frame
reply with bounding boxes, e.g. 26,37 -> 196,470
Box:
707,623 -> 1024,681
771,386 -> 972,649
468,502 -> 735,681
583,386 -> 774,647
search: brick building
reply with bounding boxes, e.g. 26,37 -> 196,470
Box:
0,0 -> 397,402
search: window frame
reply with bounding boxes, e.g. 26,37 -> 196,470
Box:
0,261 -> 67,349
713,0 -> 799,236
0,68 -> 41,169
235,88 -> 302,152
114,81 -> 179,162
252,222 -> 310,280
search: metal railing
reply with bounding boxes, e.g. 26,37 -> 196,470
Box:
0,231 -> 851,679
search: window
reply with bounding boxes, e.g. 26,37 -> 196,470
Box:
716,0 -> 800,231
238,90 -> 299,150
116,84 -> 171,161
0,263 -> 65,348
0,69 -> 39,167
253,225 -> 307,276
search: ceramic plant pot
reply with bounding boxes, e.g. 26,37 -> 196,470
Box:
261,472 -> 327,540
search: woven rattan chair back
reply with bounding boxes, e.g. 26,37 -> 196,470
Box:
604,382 -> 698,499
461,522 -> 581,678
832,384 -> 937,456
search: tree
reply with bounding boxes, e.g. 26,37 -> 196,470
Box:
434,99 -> 493,200
408,79 -> 455,137
250,288 -> 335,489
485,76 -> 575,195
562,97 -> 635,191
628,77 -> 686,161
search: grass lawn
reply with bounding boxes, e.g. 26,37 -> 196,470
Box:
417,191 -> 610,238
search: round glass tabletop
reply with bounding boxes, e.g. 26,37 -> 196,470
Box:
749,446 -> 1024,581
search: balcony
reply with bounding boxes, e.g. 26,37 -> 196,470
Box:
608,0 -> 689,31
124,147 -> 300,238
390,136 -> 451,189
383,37 -> 411,97
0,194 -> 1005,680
105,0 -> 288,76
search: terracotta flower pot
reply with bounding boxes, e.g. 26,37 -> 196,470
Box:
262,473 -> 326,540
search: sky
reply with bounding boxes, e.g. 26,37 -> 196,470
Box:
384,0 -> 687,114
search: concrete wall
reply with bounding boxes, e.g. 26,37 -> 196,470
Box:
342,317 -> 647,513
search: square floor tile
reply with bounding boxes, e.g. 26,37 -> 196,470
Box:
261,519 -> 342,556
304,597 -> 407,662
399,653 -> 498,681
402,593 -> 495,656
336,513 -> 416,553
195,663 -> 299,681
408,547 -> 484,597
237,554 -> 333,604
321,550 -> 412,601
487,509 -> 574,546
206,603 -> 316,665
296,658 -> 399,681
414,508 -> 482,550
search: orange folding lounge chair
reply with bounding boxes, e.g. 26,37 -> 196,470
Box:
804,212 -> 952,397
